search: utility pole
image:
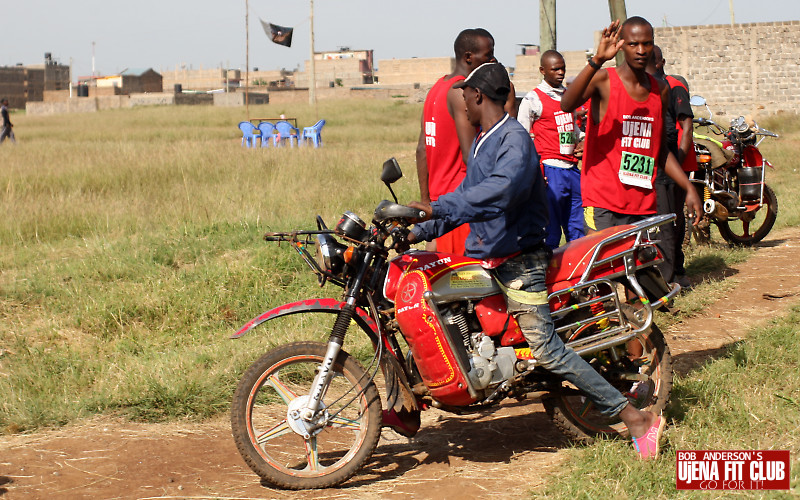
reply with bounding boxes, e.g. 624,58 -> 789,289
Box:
309,0 -> 317,106
245,0 -> 250,120
729,0 -> 736,25
539,0 -> 556,52
607,0 -> 627,66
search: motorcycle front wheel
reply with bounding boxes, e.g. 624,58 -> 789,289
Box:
543,306 -> 673,443
231,341 -> 382,489
717,184 -> 778,245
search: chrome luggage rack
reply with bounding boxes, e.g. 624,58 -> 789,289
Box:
548,214 -> 679,358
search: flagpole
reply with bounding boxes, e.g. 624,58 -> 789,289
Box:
245,0 -> 250,121
309,0 -> 316,106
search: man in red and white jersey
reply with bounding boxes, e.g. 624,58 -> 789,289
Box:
518,50 -> 584,249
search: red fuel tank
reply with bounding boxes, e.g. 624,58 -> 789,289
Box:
389,251 -> 500,406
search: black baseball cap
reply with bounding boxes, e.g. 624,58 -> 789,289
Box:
453,62 -> 510,101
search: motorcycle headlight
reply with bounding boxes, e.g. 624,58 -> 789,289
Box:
335,211 -> 367,241
316,234 -> 347,277
731,116 -> 749,134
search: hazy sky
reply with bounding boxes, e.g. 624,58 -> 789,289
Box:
5,0 -> 799,79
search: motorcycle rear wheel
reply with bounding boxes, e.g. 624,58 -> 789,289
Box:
230,341 -> 382,489
543,306 -> 673,443
717,184 -> 778,246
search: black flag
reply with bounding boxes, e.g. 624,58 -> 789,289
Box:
260,19 -> 293,47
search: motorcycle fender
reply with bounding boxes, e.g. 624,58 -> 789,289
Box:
231,298 -> 380,340
232,298 -> 420,428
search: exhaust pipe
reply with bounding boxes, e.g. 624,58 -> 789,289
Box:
704,199 -> 728,219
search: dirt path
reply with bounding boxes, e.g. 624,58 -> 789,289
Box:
3,228 -> 800,500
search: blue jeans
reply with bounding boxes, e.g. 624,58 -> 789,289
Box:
493,248 -> 629,417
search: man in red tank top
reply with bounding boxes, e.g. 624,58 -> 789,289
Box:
416,28 -> 505,255
561,17 -> 701,235
518,50 -> 584,249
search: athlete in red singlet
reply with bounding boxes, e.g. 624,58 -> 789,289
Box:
581,66 -> 663,215
416,28 -> 497,255
422,75 -> 468,202
561,17 -> 701,234
517,50 -> 584,249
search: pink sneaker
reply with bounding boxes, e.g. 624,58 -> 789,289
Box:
632,415 -> 666,459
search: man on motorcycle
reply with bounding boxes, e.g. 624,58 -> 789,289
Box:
407,62 -> 665,459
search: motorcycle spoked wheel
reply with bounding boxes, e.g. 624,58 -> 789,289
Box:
717,184 -> 778,246
230,341 -> 382,489
543,305 -> 673,443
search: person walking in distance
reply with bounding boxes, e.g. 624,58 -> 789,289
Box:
407,62 -> 667,459
416,28 -> 500,254
518,50 -> 584,249
0,98 -> 15,144
560,18 -> 701,235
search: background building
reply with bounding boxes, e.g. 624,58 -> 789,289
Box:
295,49 -> 375,88
0,53 -> 70,108
95,68 -> 163,95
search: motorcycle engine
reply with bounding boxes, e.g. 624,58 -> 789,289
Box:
439,303 -> 519,392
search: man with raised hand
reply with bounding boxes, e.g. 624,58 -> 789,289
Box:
561,18 -> 701,235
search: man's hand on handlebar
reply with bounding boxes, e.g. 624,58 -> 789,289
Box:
407,201 -> 433,223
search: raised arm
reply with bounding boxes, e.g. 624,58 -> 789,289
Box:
561,20 -> 623,112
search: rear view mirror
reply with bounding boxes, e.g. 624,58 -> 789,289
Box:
381,158 -> 403,184
689,95 -> 706,107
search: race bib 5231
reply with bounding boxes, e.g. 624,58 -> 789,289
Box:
618,151 -> 655,189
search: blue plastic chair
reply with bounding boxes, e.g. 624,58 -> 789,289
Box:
301,119 -> 326,148
238,121 -> 259,148
274,120 -> 300,147
257,122 -> 278,147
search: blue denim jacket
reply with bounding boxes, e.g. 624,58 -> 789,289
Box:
413,114 -> 549,259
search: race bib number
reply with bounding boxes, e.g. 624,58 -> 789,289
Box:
559,131 -> 576,155
618,151 -> 655,189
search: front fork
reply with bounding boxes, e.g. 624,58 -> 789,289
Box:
301,250 -> 376,423
299,304 -> 356,422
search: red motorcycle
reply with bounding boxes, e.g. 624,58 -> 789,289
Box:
688,95 -> 779,245
229,159 -> 677,489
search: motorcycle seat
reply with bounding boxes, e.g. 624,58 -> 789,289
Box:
547,225 -> 637,286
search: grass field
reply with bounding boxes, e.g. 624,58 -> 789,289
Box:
1,100 -> 799,494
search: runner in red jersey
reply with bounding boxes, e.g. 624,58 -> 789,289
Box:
416,28 -> 499,255
423,75 -> 468,202
581,66 -> 662,215
561,17 -> 701,234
